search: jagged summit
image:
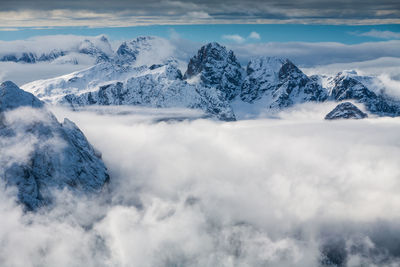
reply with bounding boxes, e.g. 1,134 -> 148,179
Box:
184,42 -> 244,100
0,82 -> 109,210
240,56 -> 327,108
325,102 -> 368,120
0,81 -> 43,112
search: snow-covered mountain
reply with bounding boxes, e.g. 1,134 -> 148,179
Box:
22,59 -> 235,121
19,37 -> 400,120
0,35 -> 113,64
240,57 -> 327,108
0,81 -> 109,210
325,70 -> 400,116
60,61 -> 236,121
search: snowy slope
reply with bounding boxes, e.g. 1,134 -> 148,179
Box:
22,39 -> 237,121
60,61 -> 236,121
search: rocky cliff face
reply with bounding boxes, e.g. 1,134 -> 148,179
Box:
0,81 -> 109,210
325,102 -> 368,120
184,42 -> 245,101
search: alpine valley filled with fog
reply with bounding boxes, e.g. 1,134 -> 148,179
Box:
1,20 -> 400,267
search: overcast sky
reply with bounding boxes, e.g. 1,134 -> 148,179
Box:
1,0 -> 400,27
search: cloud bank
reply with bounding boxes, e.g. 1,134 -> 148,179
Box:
228,40 -> 400,67
1,105 -> 400,266
1,0 -> 400,26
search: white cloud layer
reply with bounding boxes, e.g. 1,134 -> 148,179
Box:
1,105 -> 400,266
228,40 -> 400,67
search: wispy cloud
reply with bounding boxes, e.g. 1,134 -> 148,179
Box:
222,32 -> 262,43
248,31 -> 261,40
0,28 -> 20,31
356,29 -> 400,39
222,34 -> 246,43
228,40 -> 400,66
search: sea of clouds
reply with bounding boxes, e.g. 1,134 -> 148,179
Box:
1,104 -> 400,266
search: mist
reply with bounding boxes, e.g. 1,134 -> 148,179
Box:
0,105 -> 399,266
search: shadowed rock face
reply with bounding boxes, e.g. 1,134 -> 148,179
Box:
0,81 -> 44,112
325,102 -> 368,120
184,42 -> 244,101
0,81 -> 109,210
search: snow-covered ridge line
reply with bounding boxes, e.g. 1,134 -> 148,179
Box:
20,36 -> 400,120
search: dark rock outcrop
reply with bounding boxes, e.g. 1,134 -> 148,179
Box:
325,102 -> 368,120
184,42 -> 244,101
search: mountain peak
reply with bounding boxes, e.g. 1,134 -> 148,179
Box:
184,42 -> 244,100
0,81 -> 43,112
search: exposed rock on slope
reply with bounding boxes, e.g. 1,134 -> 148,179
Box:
325,102 -> 368,120
0,81 -> 109,210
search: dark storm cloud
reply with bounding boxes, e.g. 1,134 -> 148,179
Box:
0,0 -> 400,26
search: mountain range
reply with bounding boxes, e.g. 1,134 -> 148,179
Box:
1,36 -> 399,209
19,36 -> 400,120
